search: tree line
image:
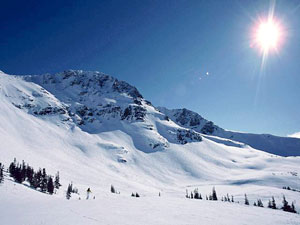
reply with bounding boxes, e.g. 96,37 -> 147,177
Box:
2,158 -> 61,194
186,187 -> 297,214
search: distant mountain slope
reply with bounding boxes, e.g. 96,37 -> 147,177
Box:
0,70 -> 300,213
158,107 -> 300,156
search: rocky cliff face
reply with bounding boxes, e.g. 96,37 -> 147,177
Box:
158,107 -> 300,156
2,70 -> 201,153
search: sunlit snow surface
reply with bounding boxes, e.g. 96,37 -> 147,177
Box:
0,71 -> 299,224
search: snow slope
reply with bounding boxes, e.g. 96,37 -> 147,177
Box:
158,107 -> 300,156
1,180 -> 299,225
0,70 -> 299,224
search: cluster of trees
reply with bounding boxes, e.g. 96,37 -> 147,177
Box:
186,187 -> 219,201
66,182 -> 78,199
185,187 -> 297,214
244,193 -> 297,213
283,186 -> 300,193
8,158 -> 61,194
0,162 -> 4,184
281,196 -> 297,213
131,192 -> 140,197
221,193 -> 234,203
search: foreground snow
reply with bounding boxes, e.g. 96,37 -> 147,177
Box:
1,181 -> 299,225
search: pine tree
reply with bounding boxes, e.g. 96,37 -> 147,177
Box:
212,187 -> 218,201
0,163 -> 4,184
33,169 -> 42,189
111,185 -> 116,193
14,164 -> 23,183
271,196 -> 277,209
131,193 -> 135,197
26,166 -> 34,186
231,195 -> 234,202
268,200 -> 272,208
194,189 -> 200,199
281,195 -> 296,213
54,171 -> 61,189
47,177 -> 54,194
66,183 -> 72,199
282,195 -> 289,211
9,158 -> 17,178
254,202 -> 257,206
257,199 -> 263,207
135,192 -> 140,197
41,168 -> 48,192
199,194 -> 202,200
244,194 -> 249,205
291,202 -> 297,213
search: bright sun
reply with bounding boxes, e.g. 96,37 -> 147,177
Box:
255,19 -> 281,52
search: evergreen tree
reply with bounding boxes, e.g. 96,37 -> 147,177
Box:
131,193 -> 135,197
0,163 -> 4,183
231,195 -> 234,202
47,177 -> 54,194
33,169 -> 42,189
9,158 -> 17,178
135,192 -> 140,197
268,200 -> 272,208
212,187 -> 218,201
14,164 -> 24,183
291,202 -> 296,213
66,183 -> 72,199
199,194 -> 202,200
257,199 -> 263,207
26,166 -> 34,186
41,168 -> 48,192
194,189 -> 200,199
244,194 -> 249,205
111,185 -> 116,193
281,195 -> 296,213
282,195 -> 289,211
54,171 -> 61,189
271,196 -> 277,209
254,202 -> 257,206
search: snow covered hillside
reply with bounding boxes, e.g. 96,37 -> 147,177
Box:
158,107 -> 300,156
0,70 -> 299,224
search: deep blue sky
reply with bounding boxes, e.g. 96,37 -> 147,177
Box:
1,0 -> 300,136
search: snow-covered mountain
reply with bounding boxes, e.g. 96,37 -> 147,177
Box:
158,107 -> 300,156
0,70 -> 299,224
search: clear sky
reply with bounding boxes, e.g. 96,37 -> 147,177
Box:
1,0 -> 300,137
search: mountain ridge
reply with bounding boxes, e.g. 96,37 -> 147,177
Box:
1,69 -> 299,156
